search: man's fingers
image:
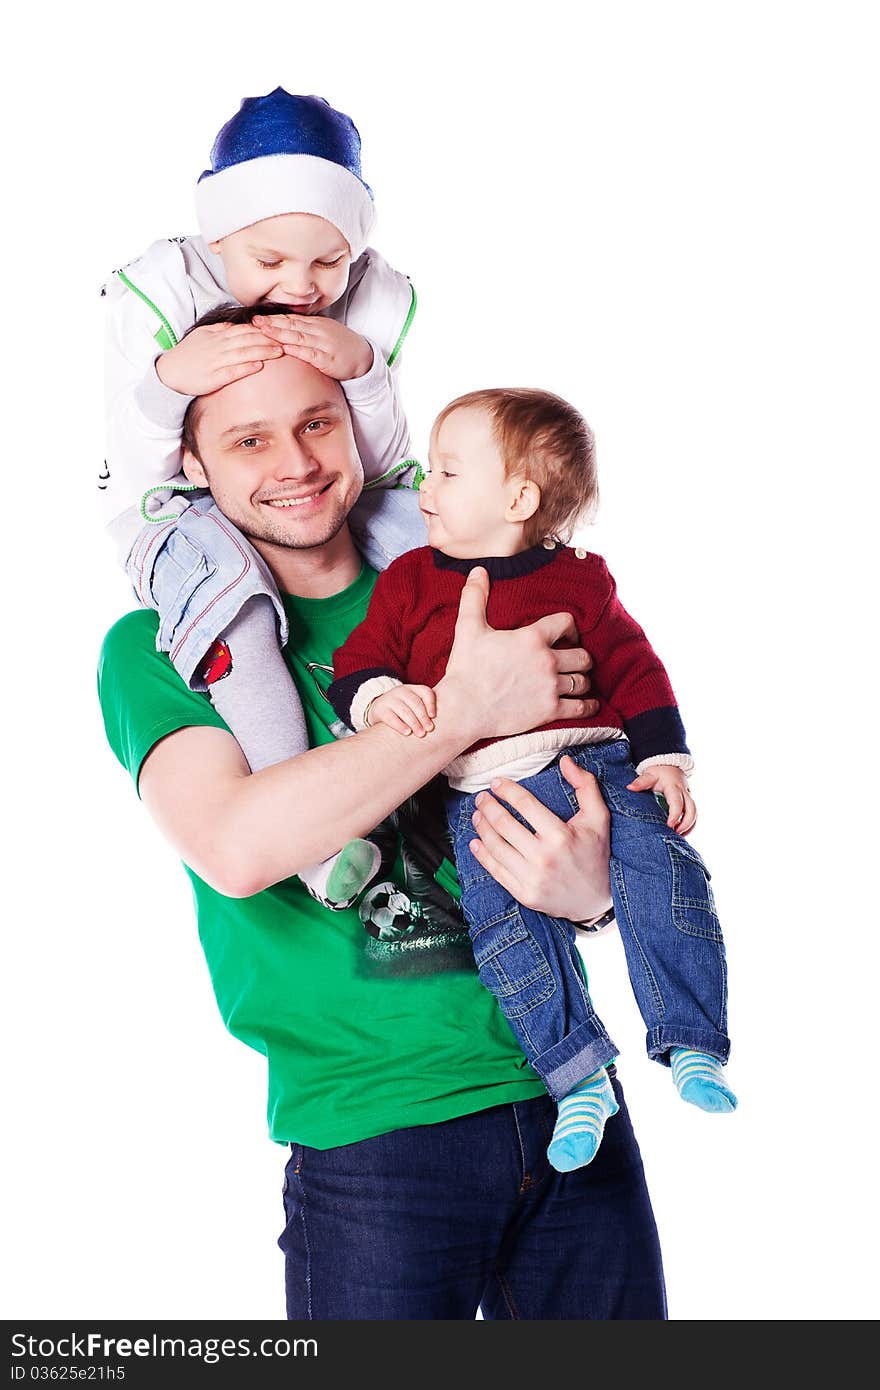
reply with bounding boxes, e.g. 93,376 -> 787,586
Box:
467,838 -> 525,902
557,758 -> 610,823
452,567 -> 490,638
478,779 -> 560,843
469,804 -> 532,879
531,610 -> 582,648
557,671 -> 591,696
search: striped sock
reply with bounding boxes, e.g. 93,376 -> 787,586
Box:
548,1068 -> 619,1172
670,1048 -> 737,1113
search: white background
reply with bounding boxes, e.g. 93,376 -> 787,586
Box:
3,0 -> 877,1321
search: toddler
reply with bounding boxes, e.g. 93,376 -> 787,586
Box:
102,89 -> 422,909
329,389 -> 737,1172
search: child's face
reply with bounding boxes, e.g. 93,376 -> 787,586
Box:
421,407 -> 531,558
210,213 -> 352,311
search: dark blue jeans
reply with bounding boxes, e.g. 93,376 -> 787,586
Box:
447,741 -> 731,1099
279,1074 -> 666,1319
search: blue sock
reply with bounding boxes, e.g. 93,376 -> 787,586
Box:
670,1048 -> 738,1113
548,1068 -> 619,1172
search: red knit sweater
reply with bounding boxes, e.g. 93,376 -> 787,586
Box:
329,544 -> 689,769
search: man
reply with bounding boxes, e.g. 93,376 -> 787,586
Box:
98,304 -> 666,1319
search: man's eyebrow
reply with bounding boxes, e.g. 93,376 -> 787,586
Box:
217,419 -> 274,440
295,400 -> 344,420
217,404 -> 342,440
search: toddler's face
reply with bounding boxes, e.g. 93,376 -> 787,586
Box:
210,213 -> 352,311
421,407 -> 523,558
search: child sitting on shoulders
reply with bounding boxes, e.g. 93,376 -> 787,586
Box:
103,88 -> 421,910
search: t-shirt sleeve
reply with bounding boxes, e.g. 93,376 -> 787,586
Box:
97,609 -> 227,793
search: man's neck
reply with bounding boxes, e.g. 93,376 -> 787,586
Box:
252,524 -> 364,598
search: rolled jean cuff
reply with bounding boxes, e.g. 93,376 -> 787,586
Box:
534,1022 -> 619,1101
646,1024 -> 731,1067
128,501 -> 289,691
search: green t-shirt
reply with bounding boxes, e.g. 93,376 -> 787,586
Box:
98,564 -> 545,1147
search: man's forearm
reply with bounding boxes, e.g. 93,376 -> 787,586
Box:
231,698 -> 466,891
142,677 -> 474,898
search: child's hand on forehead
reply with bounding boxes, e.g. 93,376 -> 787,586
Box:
156,322 -> 285,397
253,314 -> 374,383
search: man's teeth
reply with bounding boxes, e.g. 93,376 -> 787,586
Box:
265,494 -> 320,507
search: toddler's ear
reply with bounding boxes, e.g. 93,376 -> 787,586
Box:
505,478 -> 541,524
182,448 -> 209,488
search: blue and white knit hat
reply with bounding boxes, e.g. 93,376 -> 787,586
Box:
196,89 -> 375,258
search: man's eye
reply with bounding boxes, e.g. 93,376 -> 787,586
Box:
239,437 -> 261,449
303,419 -> 330,433
257,259 -> 281,270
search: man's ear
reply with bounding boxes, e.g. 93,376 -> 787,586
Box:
182,448 -> 209,488
504,478 -> 542,524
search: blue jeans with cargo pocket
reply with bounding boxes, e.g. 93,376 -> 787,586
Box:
447,740 -> 731,1100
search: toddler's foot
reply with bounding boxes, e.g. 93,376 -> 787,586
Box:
670,1048 -> 738,1113
300,840 -> 382,911
548,1068 -> 619,1172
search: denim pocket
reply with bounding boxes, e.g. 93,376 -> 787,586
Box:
469,908 -> 555,1018
664,836 -> 722,940
152,530 -> 218,649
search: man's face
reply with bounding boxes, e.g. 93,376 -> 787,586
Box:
183,354 -> 364,557
210,213 -> 352,311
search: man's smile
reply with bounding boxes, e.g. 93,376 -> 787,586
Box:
260,482 -> 334,509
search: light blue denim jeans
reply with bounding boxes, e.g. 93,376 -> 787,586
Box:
126,483 -> 425,690
447,742 -> 731,1100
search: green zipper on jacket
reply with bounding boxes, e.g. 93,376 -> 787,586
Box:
117,269 -> 180,350
386,282 -> 417,367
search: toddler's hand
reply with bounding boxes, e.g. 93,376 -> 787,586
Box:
253,314 -> 374,381
155,323 -> 284,396
627,763 -> 697,835
367,685 -> 437,738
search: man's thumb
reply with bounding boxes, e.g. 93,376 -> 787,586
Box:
559,757 -> 609,818
454,566 -> 490,633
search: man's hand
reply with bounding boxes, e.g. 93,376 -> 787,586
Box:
368,684 -> 437,737
155,323 -> 284,395
627,763 -> 696,835
253,314 -> 374,381
469,756 -> 612,919
437,567 -> 597,745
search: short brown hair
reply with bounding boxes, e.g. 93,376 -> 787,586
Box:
181,301 -> 293,462
431,388 -> 598,546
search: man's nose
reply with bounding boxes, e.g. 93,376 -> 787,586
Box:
273,435 -> 319,478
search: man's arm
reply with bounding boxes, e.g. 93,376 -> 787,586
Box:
139,568 -> 596,897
